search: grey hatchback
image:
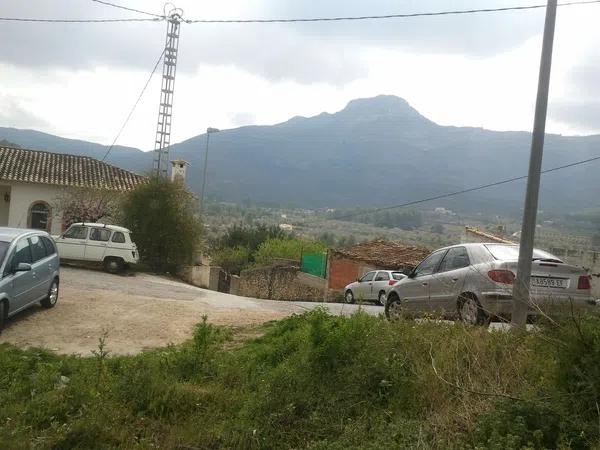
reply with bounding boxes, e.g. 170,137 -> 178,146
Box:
0,228 -> 60,331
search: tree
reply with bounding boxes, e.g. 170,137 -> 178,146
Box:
211,246 -> 251,275
54,187 -> 121,229
121,177 -> 203,272
431,223 -> 444,234
211,223 -> 290,257
253,238 -> 326,267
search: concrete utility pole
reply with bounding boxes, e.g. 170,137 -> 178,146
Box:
512,0 -> 558,327
199,127 -> 220,216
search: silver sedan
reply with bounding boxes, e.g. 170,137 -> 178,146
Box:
385,242 -> 593,325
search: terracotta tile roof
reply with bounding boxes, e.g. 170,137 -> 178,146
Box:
0,146 -> 146,191
330,239 -> 431,270
464,226 -> 516,244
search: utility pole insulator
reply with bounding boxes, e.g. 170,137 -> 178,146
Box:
152,9 -> 182,178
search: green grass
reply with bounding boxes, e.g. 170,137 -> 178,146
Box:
1,311 -> 600,449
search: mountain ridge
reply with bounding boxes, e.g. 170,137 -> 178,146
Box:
2,95 -> 599,213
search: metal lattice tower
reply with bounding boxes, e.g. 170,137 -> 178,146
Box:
153,9 -> 182,177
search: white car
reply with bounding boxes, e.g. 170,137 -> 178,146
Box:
344,270 -> 408,305
54,223 -> 139,273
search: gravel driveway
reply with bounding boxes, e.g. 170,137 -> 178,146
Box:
0,267 -> 381,355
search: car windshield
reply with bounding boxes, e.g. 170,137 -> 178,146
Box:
392,272 -> 406,280
0,241 -> 9,267
485,244 -> 562,262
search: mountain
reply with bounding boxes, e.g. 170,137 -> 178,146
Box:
2,95 -> 600,214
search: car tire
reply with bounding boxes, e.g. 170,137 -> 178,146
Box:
385,294 -> 403,321
0,300 -> 6,332
41,279 -> 59,309
378,290 -> 386,306
344,290 -> 355,304
457,294 -> 488,326
103,257 -> 125,274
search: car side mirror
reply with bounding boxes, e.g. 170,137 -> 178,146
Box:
16,262 -> 32,272
407,271 -> 416,279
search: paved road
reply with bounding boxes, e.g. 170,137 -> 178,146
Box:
0,267 -> 383,355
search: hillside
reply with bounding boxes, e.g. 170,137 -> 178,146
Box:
2,95 -> 599,213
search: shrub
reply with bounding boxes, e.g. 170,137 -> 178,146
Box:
121,176 -> 203,272
253,238 -> 326,267
211,246 -> 251,275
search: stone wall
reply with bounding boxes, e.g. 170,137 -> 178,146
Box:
239,265 -> 326,301
179,264 -> 222,290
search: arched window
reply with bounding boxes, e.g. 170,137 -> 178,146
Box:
29,202 -> 51,231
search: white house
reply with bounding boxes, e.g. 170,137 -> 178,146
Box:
0,146 -> 146,235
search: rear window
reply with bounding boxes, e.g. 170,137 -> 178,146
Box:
392,272 -> 406,280
485,244 -> 561,262
112,232 -> 126,243
29,235 -> 48,262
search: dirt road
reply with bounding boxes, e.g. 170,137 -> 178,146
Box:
0,267 -> 380,355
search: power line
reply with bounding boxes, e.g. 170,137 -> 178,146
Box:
90,0 -> 165,19
328,155 -> 600,221
101,48 -> 166,162
0,16 -> 160,23
186,0 -> 600,23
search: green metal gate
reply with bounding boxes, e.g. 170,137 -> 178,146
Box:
301,252 -> 328,278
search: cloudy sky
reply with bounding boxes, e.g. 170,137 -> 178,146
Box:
1,0 -> 599,150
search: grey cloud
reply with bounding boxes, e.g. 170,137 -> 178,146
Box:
552,100 -> 600,130
0,0 -> 550,85
0,95 -> 50,130
229,112 -> 256,126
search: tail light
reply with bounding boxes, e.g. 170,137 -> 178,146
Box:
578,275 -> 591,290
388,280 -> 398,286
488,270 -> 515,284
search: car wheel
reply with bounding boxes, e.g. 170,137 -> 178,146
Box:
0,300 -> 6,332
457,294 -> 487,326
378,291 -> 386,306
344,290 -> 355,304
385,294 -> 403,321
41,279 -> 59,309
103,257 -> 125,274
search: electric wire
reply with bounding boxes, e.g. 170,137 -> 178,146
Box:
0,16 -> 160,23
186,0 -> 600,23
328,155 -> 600,221
90,0 -> 165,19
101,48 -> 166,162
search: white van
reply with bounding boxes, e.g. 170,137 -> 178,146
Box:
54,223 -> 139,273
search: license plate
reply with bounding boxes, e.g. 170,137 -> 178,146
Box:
530,277 -> 568,289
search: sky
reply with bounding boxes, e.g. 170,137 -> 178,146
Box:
1,0 -> 599,150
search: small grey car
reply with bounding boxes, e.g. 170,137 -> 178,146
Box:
0,228 -> 60,331
385,242 -> 593,325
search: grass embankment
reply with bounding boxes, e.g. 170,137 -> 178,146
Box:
1,310 -> 600,449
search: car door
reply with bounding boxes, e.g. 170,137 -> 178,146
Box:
399,250 -> 447,313
429,247 -> 470,315
373,271 -> 391,299
56,225 -> 88,260
355,271 -> 376,300
28,234 -> 52,301
84,227 -> 111,261
3,237 -> 35,312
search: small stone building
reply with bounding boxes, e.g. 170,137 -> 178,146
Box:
327,239 -> 430,291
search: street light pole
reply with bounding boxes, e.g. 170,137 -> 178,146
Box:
512,0 -> 558,327
199,127 -> 219,216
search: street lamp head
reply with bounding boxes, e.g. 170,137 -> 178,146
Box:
207,127 -> 220,134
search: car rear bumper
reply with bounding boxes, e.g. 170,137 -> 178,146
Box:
480,291 -> 594,316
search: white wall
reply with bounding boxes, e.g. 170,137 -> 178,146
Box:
7,182 -> 63,235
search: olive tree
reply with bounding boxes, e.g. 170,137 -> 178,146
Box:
121,177 -> 203,272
